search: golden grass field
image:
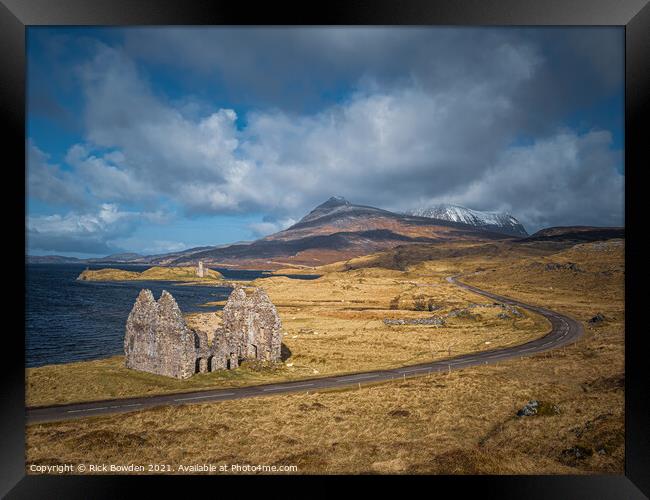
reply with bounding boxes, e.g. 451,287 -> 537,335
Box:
27,261 -> 548,407
26,238 -> 624,474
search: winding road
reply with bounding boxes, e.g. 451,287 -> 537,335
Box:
26,276 -> 583,424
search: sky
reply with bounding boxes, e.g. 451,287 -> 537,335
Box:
26,27 -> 624,258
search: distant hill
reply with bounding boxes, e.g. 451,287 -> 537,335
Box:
518,226 -> 624,243
143,244 -> 251,265
86,252 -> 144,263
29,198 -> 622,271
27,255 -> 83,264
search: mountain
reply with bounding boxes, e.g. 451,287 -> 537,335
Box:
293,196 -> 394,227
87,252 -> 144,263
406,204 -> 528,237
27,255 -> 83,264
167,197 -> 513,269
265,196 -> 403,241
28,197 -> 534,270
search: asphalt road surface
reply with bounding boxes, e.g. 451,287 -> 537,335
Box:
27,276 -> 583,424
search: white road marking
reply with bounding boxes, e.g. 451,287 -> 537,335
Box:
338,374 -> 379,382
398,366 -> 434,374
263,383 -> 314,392
66,406 -> 109,414
65,402 -> 143,413
174,393 -> 235,402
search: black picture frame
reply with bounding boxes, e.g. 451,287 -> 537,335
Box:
2,0 -> 647,497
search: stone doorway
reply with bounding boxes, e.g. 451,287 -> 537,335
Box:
195,358 -> 209,373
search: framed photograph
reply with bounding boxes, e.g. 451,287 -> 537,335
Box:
2,0 -> 648,496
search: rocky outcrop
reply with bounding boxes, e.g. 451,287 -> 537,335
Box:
516,400 -> 560,417
124,285 -> 283,378
383,317 -> 445,326
545,262 -> 583,272
124,290 -> 197,379
588,313 -> 606,324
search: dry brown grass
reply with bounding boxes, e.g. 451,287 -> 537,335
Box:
27,264 -> 547,407
26,332 -> 623,474
26,238 -> 624,474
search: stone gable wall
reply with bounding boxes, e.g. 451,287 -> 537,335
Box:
124,289 -> 197,379
125,285 -> 283,378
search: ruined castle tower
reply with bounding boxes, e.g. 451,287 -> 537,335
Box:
124,289 -> 197,379
196,260 -> 205,278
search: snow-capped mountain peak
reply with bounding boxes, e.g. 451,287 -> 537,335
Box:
407,203 -> 527,237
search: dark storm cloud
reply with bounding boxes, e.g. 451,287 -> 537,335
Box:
433,129 -> 624,230
122,27 -> 622,130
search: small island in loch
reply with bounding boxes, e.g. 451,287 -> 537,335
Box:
76,262 -> 223,283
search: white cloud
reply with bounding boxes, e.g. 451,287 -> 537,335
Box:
109,238 -> 188,255
248,218 -> 297,237
27,203 -> 169,254
64,143 -> 155,202
65,41 -> 540,218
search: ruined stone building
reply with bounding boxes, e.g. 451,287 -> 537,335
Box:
124,285 -> 283,379
196,260 -> 205,278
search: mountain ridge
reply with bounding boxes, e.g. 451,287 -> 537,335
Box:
406,203 -> 528,237
28,197 -> 622,270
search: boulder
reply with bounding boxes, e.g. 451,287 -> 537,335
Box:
516,400 -> 560,417
588,313 -> 606,324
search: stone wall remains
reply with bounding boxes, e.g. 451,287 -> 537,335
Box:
124,285 -> 283,378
